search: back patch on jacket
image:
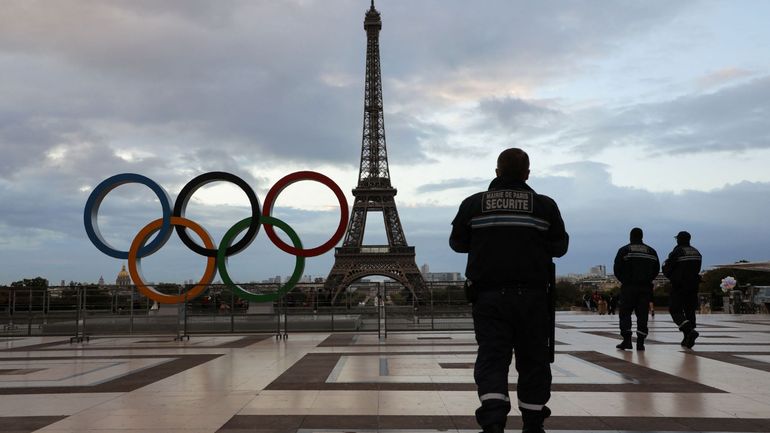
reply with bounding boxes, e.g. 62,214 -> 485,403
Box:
482,190 -> 533,213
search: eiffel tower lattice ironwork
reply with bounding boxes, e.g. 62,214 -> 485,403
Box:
326,0 -> 426,302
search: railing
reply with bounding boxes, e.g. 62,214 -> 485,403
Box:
335,246 -> 416,255
0,281 -> 471,339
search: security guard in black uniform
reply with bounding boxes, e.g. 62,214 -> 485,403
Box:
450,148 -> 568,433
662,231 -> 702,348
613,227 -> 660,351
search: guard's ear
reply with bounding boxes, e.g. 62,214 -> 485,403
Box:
495,168 -> 500,177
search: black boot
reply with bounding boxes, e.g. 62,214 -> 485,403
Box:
683,330 -> 699,348
616,334 -> 632,350
636,335 -> 645,351
480,424 -> 504,433
521,406 -> 550,433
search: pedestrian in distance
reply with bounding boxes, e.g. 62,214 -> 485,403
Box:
450,148 -> 569,433
597,296 -> 608,315
583,293 -> 592,311
613,227 -> 660,351
662,231 -> 703,348
608,293 -> 618,315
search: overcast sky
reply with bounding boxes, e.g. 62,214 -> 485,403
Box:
1,0 -> 769,285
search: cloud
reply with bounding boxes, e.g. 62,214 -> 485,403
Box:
478,96 -> 563,132
2,161 -> 770,284
391,162 -> 770,280
416,178 -> 488,194
0,0 -> 699,196
530,163 -> 770,270
697,67 -> 754,91
2,0 -> 769,284
0,0 -> 695,176
381,1 -> 690,92
548,75 -> 770,156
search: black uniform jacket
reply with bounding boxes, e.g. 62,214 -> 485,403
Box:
449,176 -> 568,288
613,241 -> 660,288
662,244 -> 702,290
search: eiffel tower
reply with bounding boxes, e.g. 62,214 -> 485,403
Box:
325,0 -> 426,302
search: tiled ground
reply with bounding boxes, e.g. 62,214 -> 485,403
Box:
1,313 -> 769,432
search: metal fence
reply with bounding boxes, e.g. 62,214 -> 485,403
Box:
0,281 -> 472,339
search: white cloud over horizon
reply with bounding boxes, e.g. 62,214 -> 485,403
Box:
1,0 -> 769,284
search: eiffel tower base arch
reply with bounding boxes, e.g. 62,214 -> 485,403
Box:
325,248 -> 426,305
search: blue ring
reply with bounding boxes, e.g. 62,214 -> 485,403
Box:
83,173 -> 173,259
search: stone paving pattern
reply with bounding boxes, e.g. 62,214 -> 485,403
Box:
0,313 -> 769,432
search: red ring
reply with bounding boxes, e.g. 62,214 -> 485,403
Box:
262,171 -> 348,257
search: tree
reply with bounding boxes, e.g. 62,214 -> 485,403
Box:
700,268 -> 770,309
10,277 -> 48,288
554,280 -> 581,310
652,283 -> 671,307
8,277 -> 49,311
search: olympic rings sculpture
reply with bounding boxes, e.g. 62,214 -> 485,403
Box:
84,171 -> 349,304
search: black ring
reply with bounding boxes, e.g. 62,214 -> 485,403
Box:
173,171 -> 261,257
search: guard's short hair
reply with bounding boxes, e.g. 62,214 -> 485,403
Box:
630,227 -> 643,241
497,148 -> 529,180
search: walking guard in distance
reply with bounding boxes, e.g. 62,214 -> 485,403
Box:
663,231 -> 703,348
613,227 -> 660,351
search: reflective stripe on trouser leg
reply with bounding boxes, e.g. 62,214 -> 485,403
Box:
635,290 -> 649,336
518,399 -> 544,411
480,393 -> 511,403
513,297 -> 552,413
473,292 -> 513,429
618,295 -> 634,336
669,289 -> 693,333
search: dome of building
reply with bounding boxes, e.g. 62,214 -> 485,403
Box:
116,264 -> 131,287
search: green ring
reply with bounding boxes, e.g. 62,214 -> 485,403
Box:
218,215 -> 305,302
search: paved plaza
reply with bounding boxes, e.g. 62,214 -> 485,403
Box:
1,313 -> 769,433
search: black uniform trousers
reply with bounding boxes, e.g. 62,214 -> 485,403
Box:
618,284 -> 650,338
472,287 -> 551,429
669,287 -> 698,334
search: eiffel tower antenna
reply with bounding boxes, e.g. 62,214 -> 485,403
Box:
326,1 -> 426,302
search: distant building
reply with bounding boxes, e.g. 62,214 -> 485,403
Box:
420,263 -> 430,274
116,264 -> 131,287
261,275 -> 283,284
589,265 -> 606,277
713,261 -> 770,273
653,273 -> 669,288
423,272 -> 463,282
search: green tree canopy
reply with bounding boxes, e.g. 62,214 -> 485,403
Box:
700,267 -> 770,308
10,277 -> 49,288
